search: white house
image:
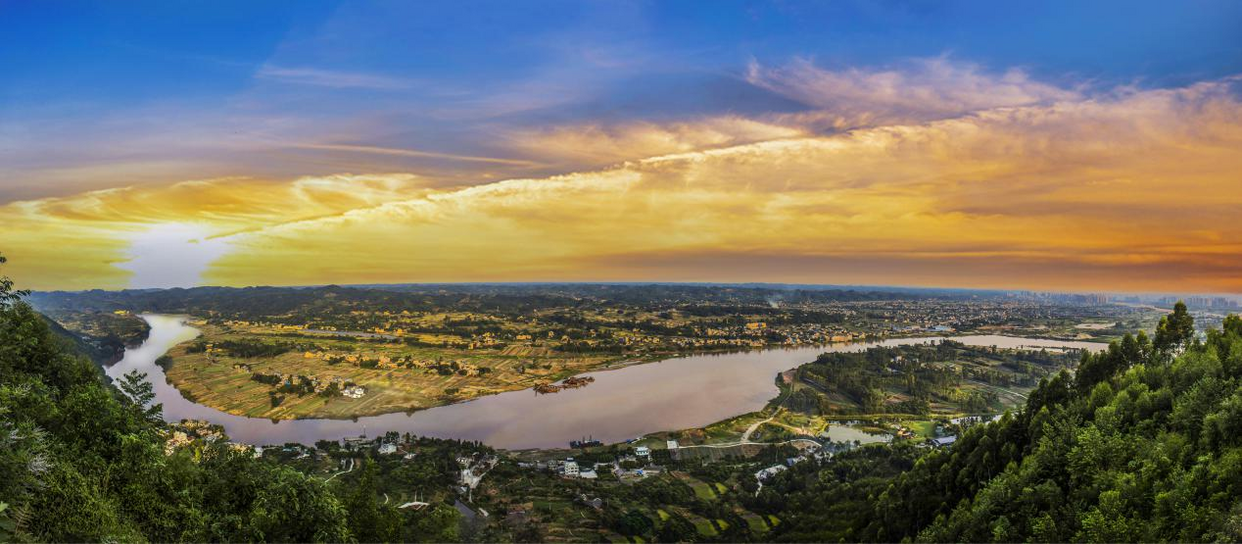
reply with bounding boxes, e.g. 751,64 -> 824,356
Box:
755,464 -> 787,482
563,459 -> 579,477
635,446 -> 650,458
460,468 -> 482,488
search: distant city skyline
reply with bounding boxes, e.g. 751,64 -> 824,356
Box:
3,1 -> 1241,292
28,279 -> 1242,306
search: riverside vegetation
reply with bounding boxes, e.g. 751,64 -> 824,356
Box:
29,284 -> 1147,420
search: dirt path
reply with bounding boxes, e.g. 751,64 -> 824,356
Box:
326,457 -> 355,482
742,412 -> 777,442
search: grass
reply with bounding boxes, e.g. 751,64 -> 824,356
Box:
689,516 -> 718,537
690,481 -> 717,500
742,512 -> 769,533
533,500 -> 570,513
674,473 -> 717,500
900,419 -> 937,438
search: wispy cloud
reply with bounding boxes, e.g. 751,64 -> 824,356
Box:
500,116 -> 805,167
291,143 -> 543,167
254,65 -> 416,90
747,56 -> 1082,129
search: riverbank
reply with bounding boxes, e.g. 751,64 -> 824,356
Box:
156,320 -> 1090,421
111,314 -> 1106,448
152,317 -> 883,421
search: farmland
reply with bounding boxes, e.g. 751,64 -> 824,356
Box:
162,321 -> 613,419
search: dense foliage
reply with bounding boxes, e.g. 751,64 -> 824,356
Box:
796,341 -> 1076,415
0,255 -> 457,542
758,302 -> 1242,542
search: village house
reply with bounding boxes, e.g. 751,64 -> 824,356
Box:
342,384 -> 366,399
755,465 -> 787,482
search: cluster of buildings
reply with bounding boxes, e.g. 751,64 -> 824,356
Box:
457,452 -> 500,493
1006,292 -> 1111,305
249,370 -> 367,399
706,322 -> 869,345
518,445 -> 662,482
300,348 -> 487,376
755,441 -> 835,485
161,419 -> 230,456
221,319 -> 309,332
1182,296 -> 1240,311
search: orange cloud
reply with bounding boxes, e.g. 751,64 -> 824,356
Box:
502,116 -> 805,167
3,74 -> 1241,294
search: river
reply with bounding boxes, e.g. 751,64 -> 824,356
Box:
106,314 -> 1105,450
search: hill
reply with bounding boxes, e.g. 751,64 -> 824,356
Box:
0,255 -> 460,542
753,302 -> 1242,542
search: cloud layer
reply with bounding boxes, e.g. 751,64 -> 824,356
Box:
4,61 -> 1241,293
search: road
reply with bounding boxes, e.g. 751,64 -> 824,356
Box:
741,413 -> 777,442
673,437 -> 821,450
326,458 -> 355,482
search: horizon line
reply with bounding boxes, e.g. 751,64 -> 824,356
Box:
27,280 -> 1242,300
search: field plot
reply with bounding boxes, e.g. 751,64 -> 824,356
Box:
671,472 -> 719,500
741,511 -> 770,533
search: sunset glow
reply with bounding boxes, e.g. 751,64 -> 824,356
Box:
3,2 -> 1240,293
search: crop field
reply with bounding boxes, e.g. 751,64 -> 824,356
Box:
162,323 -> 614,419
688,514 -> 717,537
671,472 -> 718,500
742,511 -> 770,533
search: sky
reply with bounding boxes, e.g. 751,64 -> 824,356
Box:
2,0 -> 1241,293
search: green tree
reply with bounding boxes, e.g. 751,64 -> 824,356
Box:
344,460 -> 402,543
248,467 -> 352,542
1154,301 -> 1195,354
118,369 -> 162,421
657,511 -> 698,542
615,509 -> 655,537
402,503 -> 460,543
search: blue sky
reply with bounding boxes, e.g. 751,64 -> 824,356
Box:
3,1 -> 1240,200
7,1 -> 1241,100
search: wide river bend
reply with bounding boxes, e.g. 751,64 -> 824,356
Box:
107,314 -> 1104,449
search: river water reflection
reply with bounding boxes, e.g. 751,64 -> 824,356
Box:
108,315 -> 1104,449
